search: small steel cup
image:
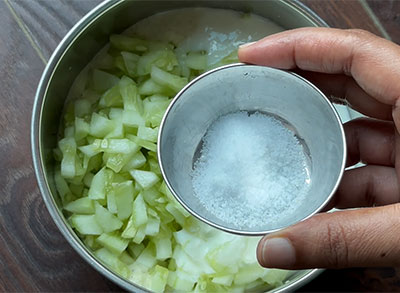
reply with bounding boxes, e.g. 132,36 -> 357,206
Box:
158,63 -> 346,235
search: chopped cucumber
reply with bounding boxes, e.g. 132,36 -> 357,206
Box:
94,202 -> 123,233
54,30 -> 288,293
64,197 -> 95,214
70,214 -> 103,235
96,232 -> 130,255
130,170 -> 159,190
151,66 -> 188,93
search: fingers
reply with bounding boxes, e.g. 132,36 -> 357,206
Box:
257,204 -> 400,269
238,28 -> 400,107
344,118 -> 395,167
334,165 -> 400,208
327,119 -> 397,209
294,71 -> 392,120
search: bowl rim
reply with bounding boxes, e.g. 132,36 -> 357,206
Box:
31,0 -> 329,292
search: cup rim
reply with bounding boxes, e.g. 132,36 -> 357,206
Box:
158,63 -> 347,236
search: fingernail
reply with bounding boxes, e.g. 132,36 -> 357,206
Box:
239,41 -> 256,49
259,237 -> 296,268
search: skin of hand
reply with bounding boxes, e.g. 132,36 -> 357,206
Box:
238,28 -> 400,269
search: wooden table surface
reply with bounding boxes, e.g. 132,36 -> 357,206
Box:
1,0 -> 400,291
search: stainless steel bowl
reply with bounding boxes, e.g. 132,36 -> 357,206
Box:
158,64 -> 346,236
32,0 -> 329,291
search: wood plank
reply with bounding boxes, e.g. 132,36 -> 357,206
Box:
8,0 -> 102,61
2,0 -> 400,291
301,0 -> 384,35
0,1 -> 119,291
366,0 -> 400,44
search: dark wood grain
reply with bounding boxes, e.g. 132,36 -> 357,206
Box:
301,0 -> 384,35
2,0 -> 400,291
8,0 -> 102,60
0,0 -> 120,291
367,0 -> 400,44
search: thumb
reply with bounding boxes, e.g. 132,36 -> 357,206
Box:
257,204 -> 400,269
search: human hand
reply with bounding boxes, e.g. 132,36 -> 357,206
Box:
238,28 -> 400,269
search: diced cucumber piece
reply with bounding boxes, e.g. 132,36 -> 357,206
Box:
106,152 -> 132,173
113,181 -> 134,220
121,51 -> 140,77
100,138 -> 139,154
166,203 -> 187,227
148,265 -> 169,293
88,167 -> 106,200
138,78 -> 174,96
121,151 -> 146,171
70,214 -> 103,235
233,263 -> 266,285
130,170 -> 159,190
96,232 -> 129,255
154,237 -> 172,261
262,269 -> 288,286
148,158 -> 161,174
121,214 -> 138,239
136,243 -> 157,268
114,55 -> 127,74
99,84 -> 123,108
145,217 -> 160,236
185,52 -> 207,70
107,191 -> 117,214
75,117 -> 90,141
132,193 -> 148,227
64,197 -> 95,214
167,270 -> 195,291
119,76 -> 143,114
89,113 -> 115,138
108,108 -> 123,121
58,137 -> 76,178
137,126 -> 158,143
128,242 -> 145,258
77,139 -> 99,157
95,247 -> 131,279
105,121 -> 124,139
151,66 -> 188,93
83,235 -> 101,251
120,251 -> 135,265
143,97 -> 171,127
133,225 -> 146,244
54,169 -> 71,202
212,275 -> 234,286
137,49 -> 178,76
94,202 -> 123,233
141,187 -> 160,206
122,109 -> 145,127
128,135 -> 157,152
69,183 -> 83,198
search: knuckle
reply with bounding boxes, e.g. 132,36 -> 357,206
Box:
347,28 -> 373,38
323,221 -> 350,268
346,29 -> 376,49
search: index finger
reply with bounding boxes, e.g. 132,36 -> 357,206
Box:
238,28 -> 400,108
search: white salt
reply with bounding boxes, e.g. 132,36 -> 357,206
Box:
191,111 -> 311,230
